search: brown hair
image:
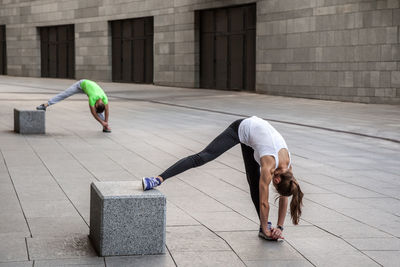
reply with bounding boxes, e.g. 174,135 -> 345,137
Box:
275,171 -> 304,225
96,102 -> 105,114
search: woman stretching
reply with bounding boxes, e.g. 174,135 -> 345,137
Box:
143,116 -> 303,240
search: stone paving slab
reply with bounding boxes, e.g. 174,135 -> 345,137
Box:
26,235 -> 96,260
244,259 -> 313,267
34,258 -> 105,267
190,211 -> 258,232
166,225 -> 231,253
364,251 -> 400,267
0,77 -> 399,266
27,216 -> 88,238
165,202 -> 200,227
0,234 -> 28,262
172,251 -> 245,267
218,231 -> 304,261
0,262 -> 33,267
105,255 -> 175,267
344,237 -> 400,251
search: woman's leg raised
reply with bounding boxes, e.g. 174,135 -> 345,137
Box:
159,121 -> 241,180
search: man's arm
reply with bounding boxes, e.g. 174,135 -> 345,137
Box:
104,104 -> 109,123
259,156 -> 275,236
89,105 -> 107,127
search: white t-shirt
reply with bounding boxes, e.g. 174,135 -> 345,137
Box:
238,116 -> 291,168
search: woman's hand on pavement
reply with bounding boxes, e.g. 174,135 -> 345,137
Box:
271,227 -> 284,239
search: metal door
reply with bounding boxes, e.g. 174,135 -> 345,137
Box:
40,25 -> 74,78
111,17 -> 153,83
0,25 -> 6,75
199,4 -> 255,91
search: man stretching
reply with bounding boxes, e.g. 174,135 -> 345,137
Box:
37,79 -> 111,132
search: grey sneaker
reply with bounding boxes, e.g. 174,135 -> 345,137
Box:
36,104 -> 47,111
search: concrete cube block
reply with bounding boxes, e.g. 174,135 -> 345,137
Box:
89,181 -> 166,256
14,109 -> 45,134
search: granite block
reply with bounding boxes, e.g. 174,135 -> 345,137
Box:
14,109 -> 45,134
89,181 -> 166,256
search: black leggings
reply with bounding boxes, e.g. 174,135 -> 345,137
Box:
159,119 -> 261,218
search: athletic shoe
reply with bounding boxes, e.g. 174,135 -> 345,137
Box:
142,177 -> 161,191
36,104 -> 47,111
103,128 -> 112,133
258,227 -> 277,241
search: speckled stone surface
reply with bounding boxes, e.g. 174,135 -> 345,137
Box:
14,109 -> 45,134
89,181 -> 166,256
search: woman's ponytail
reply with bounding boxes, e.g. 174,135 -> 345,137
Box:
289,180 -> 303,225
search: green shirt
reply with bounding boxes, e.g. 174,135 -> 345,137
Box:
80,80 -> 108,107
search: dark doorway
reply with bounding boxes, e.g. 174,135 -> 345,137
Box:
199,4 -> 256,91
111,17 -> 153,83
40,24 -> 75,79
0,25 -> 6,75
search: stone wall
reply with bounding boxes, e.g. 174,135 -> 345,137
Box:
0,0 -> 399,103
257,0 -> 400,103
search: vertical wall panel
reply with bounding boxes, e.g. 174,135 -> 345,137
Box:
133,39 -> 144,82
200,11 -> 214,88
144,18 -> 153,83
57,26 -> 68,78
48,27 -> 57,78
230,35 -> 244,89
245,5 -> 256,91
112,21 -> 122,81
40,28 -> 49,77
67,25 -> 75,79
215,36 -> 228,89
0,25 -> 7,75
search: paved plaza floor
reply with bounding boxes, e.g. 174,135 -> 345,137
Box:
0,76 -> 399,267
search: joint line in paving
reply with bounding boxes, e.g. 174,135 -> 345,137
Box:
63,129 -> 141,180
283,239 -> 317,267
50,128 -> 101,183
102,133 -> 165,173
147,100 -> 400,144
212,231 -> 247,266
24,237 -> 30,261
168,202 -> 248,266
305,197 -> 398,238
0,149 -> 33,238
165,245 -> 178,267
26,138 -> 91,228
311,224 -> 384,266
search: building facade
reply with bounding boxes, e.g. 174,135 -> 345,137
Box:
0,0 -> 399,104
